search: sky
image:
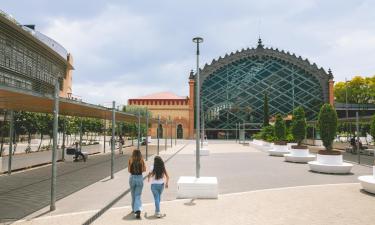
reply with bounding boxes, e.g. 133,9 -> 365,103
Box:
1,0 -> 375,106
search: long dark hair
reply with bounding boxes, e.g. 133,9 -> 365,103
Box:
152,156 -> 166,180
130,149 -> 143,174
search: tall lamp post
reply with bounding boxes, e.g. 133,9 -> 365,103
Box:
193,37 -> 203,178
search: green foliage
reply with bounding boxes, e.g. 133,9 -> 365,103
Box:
274,114 -> 286,141
334,75 -> 375,104
286,133 -> 295,142
291,107 -> 306,146
318,104 -> 338,151
370,114 -> 375,141
259,125 -> 275,142
263,92 -> 269,127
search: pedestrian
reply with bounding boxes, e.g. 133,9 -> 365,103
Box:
119,135 -> 124,154
128,149 -> 146,219
74,142 -> 86,162
147,156 -> 169,218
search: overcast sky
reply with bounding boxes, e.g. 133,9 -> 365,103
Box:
2,0 -> 375,106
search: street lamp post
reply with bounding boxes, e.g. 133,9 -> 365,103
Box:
193,36 -> 203,178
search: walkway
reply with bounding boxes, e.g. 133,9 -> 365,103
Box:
0,145 -> 158,223
8,141 -> 375,224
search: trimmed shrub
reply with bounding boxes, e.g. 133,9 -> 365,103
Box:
274,114 -> 286,142
291,106 -> 307,146
370,114 -> 375,141
317,104 -> 338,151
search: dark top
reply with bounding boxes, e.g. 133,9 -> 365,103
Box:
130,160 -> 143,175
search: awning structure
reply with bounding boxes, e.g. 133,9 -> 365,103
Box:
0,85 -> 154,123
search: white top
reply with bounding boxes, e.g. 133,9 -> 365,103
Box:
150,166 -> 164,184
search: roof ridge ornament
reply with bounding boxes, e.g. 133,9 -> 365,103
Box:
257,38 -> 264,49
189,70 -> 195,79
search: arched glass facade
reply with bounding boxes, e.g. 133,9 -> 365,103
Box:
200,41 -> 331,137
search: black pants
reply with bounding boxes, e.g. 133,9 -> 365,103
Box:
75,151 -> 86,161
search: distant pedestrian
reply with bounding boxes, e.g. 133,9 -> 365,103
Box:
74,142 -> 86,162
128,149 -> 146,219
147,156 -> 169,218
119,135 -> 124,154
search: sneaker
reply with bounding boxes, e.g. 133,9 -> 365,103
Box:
135,210 -> 141,219
155,212 -> 161,218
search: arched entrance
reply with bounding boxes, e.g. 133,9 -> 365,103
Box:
177,124 -> 183,139
157,124 -> 163,138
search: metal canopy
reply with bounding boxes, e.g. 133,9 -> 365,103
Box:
0,85 -> 150,123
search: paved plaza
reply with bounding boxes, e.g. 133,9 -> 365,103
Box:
3,141 -> 374,225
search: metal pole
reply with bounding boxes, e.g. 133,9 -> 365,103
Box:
235,123 -> 238,143
111,101 -> 115,179
165,120 -> 167,150
356,111 -> 360,164
137,111 -> 140,150
201,101 -> 204,148
8,110 -> 14,175
50,80 -> 59,211
61,117 -> 66,161
103,119 -> 106,153
170,116 -> 172,148
345,78 -> 349,141
79,119 -> 83,151
157,115 -> 160,155
146,110 -> 149,161
193,37 -> 203,178
175,122 -> 177,145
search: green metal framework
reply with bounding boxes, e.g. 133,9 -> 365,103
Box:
199,40 -> 332,132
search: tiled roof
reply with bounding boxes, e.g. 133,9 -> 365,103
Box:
132,92 -> 186,100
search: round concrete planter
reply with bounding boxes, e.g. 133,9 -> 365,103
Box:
358,166 -> 375,194
269,144 -> 289,157
308,153 -> 353,174
284,147 -> 315,163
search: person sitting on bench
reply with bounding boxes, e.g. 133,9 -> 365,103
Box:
74,142 -> 86,162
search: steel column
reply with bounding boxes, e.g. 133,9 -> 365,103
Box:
7,110 -> 14,175
146,110 -> 149,161
111,101 -> 115,179
356,111 -> 360,164
157,115 -> 160,155
50,80 -> 59,211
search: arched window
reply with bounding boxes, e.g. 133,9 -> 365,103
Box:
177,124 -> 183,139
157,124 -> 163,138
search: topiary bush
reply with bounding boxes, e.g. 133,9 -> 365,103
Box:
370,114 -> 375,143
317,104 -> 338,151
274,114 -> 286,143
261,125 -> 275,142
291,106 -> 306,146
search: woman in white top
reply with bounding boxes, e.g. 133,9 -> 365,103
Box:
147,156 -> 169,218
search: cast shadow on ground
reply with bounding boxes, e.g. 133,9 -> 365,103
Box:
360,189 -> 375,197
308,170 -> 354,176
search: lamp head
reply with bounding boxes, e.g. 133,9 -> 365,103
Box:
192,37 -> 204,43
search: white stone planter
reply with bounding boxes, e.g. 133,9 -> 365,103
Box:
0,157 -> 3,173
284,147 -> 315,163
177,176 -> 218,199
269,144 -> 289,157
287,143 -> 297,150
308,153 -> 353,174
194,147 -> 209,156
357,166 -> 375,194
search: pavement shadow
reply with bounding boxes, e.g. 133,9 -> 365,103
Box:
308,170 -> 355,176
184,199 -> 196,206
122,212 -> 135,220
360,189 -> 375,197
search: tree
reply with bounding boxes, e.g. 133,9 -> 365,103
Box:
263,92 -> 269,127
370,114 -> 375,142
291,107 -> 307,146
274,114 -> 286,142
318,104 -> 338,151
334,75 -> 375,104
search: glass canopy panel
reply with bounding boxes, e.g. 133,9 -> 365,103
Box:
201,56 -> 324,130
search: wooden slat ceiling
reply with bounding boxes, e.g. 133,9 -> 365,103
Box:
0,87 -> 152,123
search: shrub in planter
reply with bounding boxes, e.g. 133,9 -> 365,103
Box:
260,125 -> 275,142
291,106 -> 307,149
317,103 -> 339,155
274,114 -> 286,145
370,114 -> 375,142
